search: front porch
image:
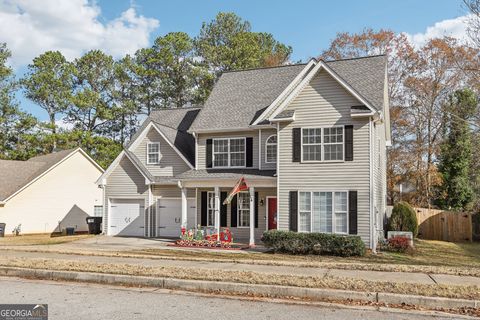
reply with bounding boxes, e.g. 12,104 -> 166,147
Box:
175,171 -> 277,246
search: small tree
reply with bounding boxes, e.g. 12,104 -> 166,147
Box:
388,201 -> 418,237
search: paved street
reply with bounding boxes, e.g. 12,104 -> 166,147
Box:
0,277 -> 463,320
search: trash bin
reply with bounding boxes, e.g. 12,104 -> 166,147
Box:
0,223 -> 5,237
65,227 -> 75,236
86,217 -> 102,235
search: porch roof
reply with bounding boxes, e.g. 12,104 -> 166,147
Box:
176,169 -> 276,181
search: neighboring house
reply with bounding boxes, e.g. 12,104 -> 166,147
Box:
98,55 -> 390,250
0,148 -> 104,234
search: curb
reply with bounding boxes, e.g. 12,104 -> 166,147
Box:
0,266 -> 477,310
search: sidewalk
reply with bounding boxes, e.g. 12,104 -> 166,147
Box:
1,249 -> 479,287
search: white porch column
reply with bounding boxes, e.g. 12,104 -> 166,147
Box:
147,185 -> 152,238
181,187 -> 188,229
249,186 -> 255,247
214,186 -> 220,242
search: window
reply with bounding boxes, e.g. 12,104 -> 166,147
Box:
207,192 -> 215,226
265,135 -> 277,163
147,142 -> 160,164
301,126 -> 344,162
299,191 -> 348,234
93,205 -> 103,217
237,192 -> 250,227
302,128 -> 322,161
324,127 -> 344,161
213,138 -> 246,168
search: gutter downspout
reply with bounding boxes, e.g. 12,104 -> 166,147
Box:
370,112 -> 383,253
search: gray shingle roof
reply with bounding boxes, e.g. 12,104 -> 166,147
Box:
189,55 -> 386,131
124,150 -> 155,182
127,108 -> 200,166
189,64 -> 307,132
0,149 -> 77,201
326,55 -> 386,112
176,169 -> 276,180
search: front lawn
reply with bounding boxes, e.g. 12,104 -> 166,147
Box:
0,234 -> 93,246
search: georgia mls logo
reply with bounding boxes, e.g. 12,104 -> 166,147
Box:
0,304 -> 48,320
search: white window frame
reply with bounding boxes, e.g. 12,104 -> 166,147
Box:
207,191 -> 215,227
237,192 -> 251,228
323,126 -> 345,162
297,191 -> 349,235
212,137 -> 246,168
146,142 -> 160,164
265,134 -> 277,164
300,126 -> 345,163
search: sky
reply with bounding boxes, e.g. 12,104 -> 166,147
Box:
0,0 -> 471,121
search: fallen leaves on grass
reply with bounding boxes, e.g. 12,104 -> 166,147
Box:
0,257 -> 479,301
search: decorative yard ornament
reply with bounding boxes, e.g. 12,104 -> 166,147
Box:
223,177 -> 248,205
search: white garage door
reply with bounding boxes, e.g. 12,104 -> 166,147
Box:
157,198 -> 195,237
109,199 -> 145,237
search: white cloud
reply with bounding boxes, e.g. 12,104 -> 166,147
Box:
404,15 -> 471,48
0,0 -> 159,67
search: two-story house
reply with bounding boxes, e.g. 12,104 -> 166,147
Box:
97,55 -> 390,251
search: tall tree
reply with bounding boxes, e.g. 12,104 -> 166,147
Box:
152,32 -> 207,108
195,12 -> 292,77
22,51 -> 73,151
132,47 -> 162,115
0,43 -> 38,160
67,50 -> 115,136
437,89 -> 477,210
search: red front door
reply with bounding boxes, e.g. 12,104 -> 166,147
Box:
268,197 -> 277,230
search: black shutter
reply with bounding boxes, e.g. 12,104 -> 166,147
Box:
292,128 -> 301,162
246,137 -> 253,167
201,191 -> 208,226
289,191 -> 298,232
220,192 -> 227,227
206,139 -> 213,168
348,191 -> 358,234
230,194 -> 237,227
254,192 -> 259,228
345,125 -> 353,161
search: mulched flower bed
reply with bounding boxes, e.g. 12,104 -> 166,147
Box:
170,239 -> 248,250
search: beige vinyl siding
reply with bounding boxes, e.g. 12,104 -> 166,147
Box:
104,156 -> 148,234
277,69 -> 372,246
0,151 -> 103,234
197,131 -> 259,170
196,187 -> 276,242
152,185 -> 195,198
133,128 -> 191,176
260,128 -> 277,170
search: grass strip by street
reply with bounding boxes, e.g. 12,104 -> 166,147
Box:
0,256 -> 479,301
0,235 -> 93,246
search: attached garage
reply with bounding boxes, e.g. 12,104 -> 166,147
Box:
157,198 -> 195,237
108,199 -> 145,237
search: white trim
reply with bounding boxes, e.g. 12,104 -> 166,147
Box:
128,122 -> 194,170
268,60 -> 377,122
300,126 -> 345,163
276,122 -> 280,230
265,196 -> 277,231
252,59 -> 317,125
265,134 -> 277,164
194,133 -> 199,170
146,142 -> 160,165
211,137 -> 247,169
4,148 -> 103,203
369,120 -> 375,251
259,129 -> 262,170
189,127 -> 255,134
297,190 -> 349,235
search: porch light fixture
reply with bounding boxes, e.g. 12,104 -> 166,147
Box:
259,198 -> 264,206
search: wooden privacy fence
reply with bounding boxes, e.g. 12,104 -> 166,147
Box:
386,206 -> 473,242
415,208 -> 472,242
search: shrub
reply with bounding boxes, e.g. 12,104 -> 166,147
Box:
384,236 -> 411,253
261,230 -> 366,257
387,201 -> 418,237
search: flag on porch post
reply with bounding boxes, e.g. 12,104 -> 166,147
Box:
223,177 -> 248,205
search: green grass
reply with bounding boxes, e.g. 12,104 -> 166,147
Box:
0,234 -> 93,246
